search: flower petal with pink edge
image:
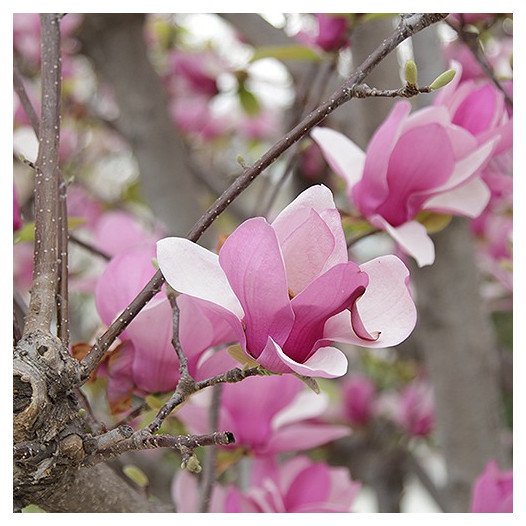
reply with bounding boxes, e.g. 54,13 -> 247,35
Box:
219,218 -> 294,355
325,255 -> 417,347
263,422 -> 350,454
272,390 -> 329,430
424,177 -> 490,218
285,262 -> 368,362
310,127 -> 365,188
373,217 -> 435,267
430,138 -> 497,194
352,101 -> 411,216
157,237 -> 243,318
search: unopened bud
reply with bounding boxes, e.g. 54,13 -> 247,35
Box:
404,59 -> 418,86
182,454 -> 202,474
429,69 -> 456,90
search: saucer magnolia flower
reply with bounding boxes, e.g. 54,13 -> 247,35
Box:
395,381 -> 434,437
157,185 -> 416,379
435,61 -> 512,157
297,14 -> 350,52
470,460 -> 513,513
341,374 -> 377,427
226,456 -> 361,513
178,374 -> 349,456
312,101 -> 497,266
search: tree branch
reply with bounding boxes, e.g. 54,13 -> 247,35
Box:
24,14 -> 63,334
78,13 -> 448,384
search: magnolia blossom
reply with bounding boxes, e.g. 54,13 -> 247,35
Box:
297,14 -> 350,52
157,185 -> 416,379
341,374 -> 377,427
435,62 -> 512,157
178,373 -> 349,456
173,456 -> 361,513
394,381 -> 434,437
470,460 -> 513,513
312,101 -> 497,266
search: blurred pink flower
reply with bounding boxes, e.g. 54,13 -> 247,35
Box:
158,185 -> 416,379
341,374 -> 377,426
66,185 -> 104,229
448,13 -> 495,25
470,460 -> 513,512
297,14 -> 350,52
312,101 -> 497,266
227,456 -> 360,512
178,373 -> 349,456
395,381 -> 434,438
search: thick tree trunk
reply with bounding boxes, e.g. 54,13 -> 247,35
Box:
79,14 -> 203,236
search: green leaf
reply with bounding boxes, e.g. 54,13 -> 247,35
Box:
361,13 -> 395,22
238,87 -> 261,116
122,465 -> 149,488
22,504 -> 46,513
251,45 -> 321,63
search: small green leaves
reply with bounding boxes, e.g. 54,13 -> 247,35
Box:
123,465 -> 149,488
416,211 -> 452,234
238,86 -> 260,116
227,344 -> 260,369
404,59 -> 418,86
429,68 -> 456,90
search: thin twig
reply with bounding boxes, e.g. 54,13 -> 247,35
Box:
69,232 -> 111,261
78,13 -> 448,383
166,291 -> 191,380
446,18 -> 512,108
24,14 -> 63,334
13,64 -> 40,136
199,384 -> 223,512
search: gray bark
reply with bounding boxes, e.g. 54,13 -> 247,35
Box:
78,14 -> 203,236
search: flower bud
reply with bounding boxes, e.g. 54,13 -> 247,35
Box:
429,68 -> 456,90
404,59 -> 418,86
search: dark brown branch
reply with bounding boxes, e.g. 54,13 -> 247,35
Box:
78,13 -> 448,383
24,14 -> 62,334
352,83 -> 431,98
83,430 -> 234,467
446,19 -> 513,107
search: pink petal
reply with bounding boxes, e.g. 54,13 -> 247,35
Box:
401,105 -> 451,132
219,218 -> 294,355
310,127 -> 366,188
285,262 -> 368,362
95,244 -> 160,329
272,390 -> 329,430
177,294 -> 246,360
452,83 -> 500,136
375,123 -> 455,225
352,101 -> 411,216
373,217 -> 435,267
285,463 -> 331,511
325,255 -> 417,347
263,422 -> 350,454
125,297 -> 180,393
424,177 -> 491,218
274,338 -> 348,378
430,138 -> 497,194
277,209 -> 336,294
156,237 -> 243,317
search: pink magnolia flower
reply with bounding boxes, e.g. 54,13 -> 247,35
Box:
395,381 -> 434,438
226,456 -> 361,512
173,456 -> 361,513
434,62 -> 512,157
297,14 -> 350,52
66,185 -> 104,230
157,185 -> 417,379
13,185 -> 22,231
471,460 -> 513,513
341,374 -> 377,427
178,373 -> 349,456
312,101 -> 497,266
